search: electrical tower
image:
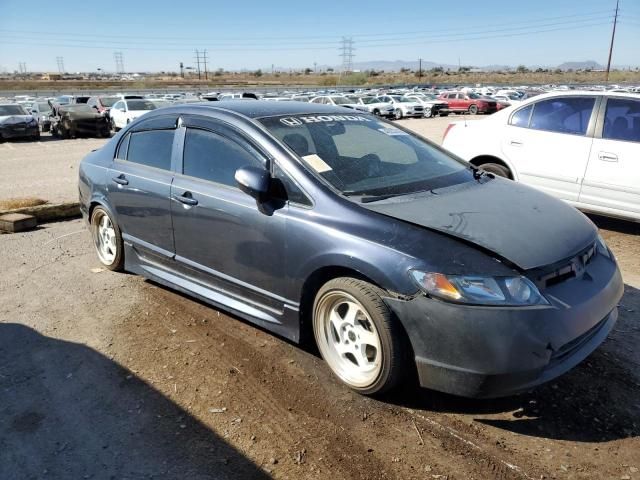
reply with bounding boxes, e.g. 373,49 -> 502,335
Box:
339,37 -> 355,73
114,51 -> 125,74
56,56 -> 65,74
194,50 -> 202,80
18,62 -> 27,74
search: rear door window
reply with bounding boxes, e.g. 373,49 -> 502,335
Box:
603,97 -> 640,143
529,97 -> 595,135
509,105 -> 533,127
126,130 -> 174,170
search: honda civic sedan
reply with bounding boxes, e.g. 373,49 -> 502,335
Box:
79,101 -> 623,398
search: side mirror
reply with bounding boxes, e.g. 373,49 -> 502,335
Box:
235,166 -> 270,201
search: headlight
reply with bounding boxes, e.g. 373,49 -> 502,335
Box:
409,271 -> 548,306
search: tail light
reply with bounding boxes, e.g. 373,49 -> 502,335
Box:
443,123 -> 456,140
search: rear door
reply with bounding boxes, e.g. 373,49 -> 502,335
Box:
501,96 -> 598,201
579,96 -> 640,219
107,115 -> 179,262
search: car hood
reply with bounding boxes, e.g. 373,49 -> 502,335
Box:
0,115 -> 34,124
362,178 -> 597,271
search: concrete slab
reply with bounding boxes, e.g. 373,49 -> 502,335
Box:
0,213 -> 37,233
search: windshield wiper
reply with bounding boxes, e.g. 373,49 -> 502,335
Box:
343,191 -> 417,203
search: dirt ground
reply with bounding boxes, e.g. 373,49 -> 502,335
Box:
0,215 -> 638,480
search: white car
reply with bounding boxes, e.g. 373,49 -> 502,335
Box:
110,99 -> 157,131
403,94 -> 449,118
375,95 -> 424,119
309,95 -> 366,112
442,91 -> 640,222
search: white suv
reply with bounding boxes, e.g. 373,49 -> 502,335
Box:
442,91 -> 640,222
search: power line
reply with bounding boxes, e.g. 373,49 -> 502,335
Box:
114,51 -> 124,74
56,56 -> 65,73
339,36 -> 355,73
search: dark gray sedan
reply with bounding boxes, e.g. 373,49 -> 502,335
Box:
79,101 -> 623,398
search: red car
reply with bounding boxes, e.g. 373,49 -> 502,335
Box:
438,91 -> 497,115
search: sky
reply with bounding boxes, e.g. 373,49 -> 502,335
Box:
0,0 -> 638,73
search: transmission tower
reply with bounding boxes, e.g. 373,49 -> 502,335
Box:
339,36 -> 355,73
194,50 -> 202,80
56,56 -> 65,74
18,62 -> 27,74
114,51 -> 125,74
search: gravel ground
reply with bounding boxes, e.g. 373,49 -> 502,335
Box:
1,114 -> 638,479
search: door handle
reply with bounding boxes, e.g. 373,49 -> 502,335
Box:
112,174 -> 129,186
509,140 -> 523,146
173,192 -> 198,206
598,151 -> 618,162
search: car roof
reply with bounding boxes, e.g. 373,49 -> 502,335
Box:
154,100 -> 365,119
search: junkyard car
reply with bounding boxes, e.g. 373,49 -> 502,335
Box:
109,99 -> 158,131
375,95 -> 424,119
403,93 -> 449,118
79,102 -> 623,398
0,104 -> 39,141
350,96 -> 395,118
29,101 -> 53,130
48,103 -> 111,138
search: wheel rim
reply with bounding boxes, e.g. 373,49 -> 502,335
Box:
93,212 -> 117,265
395,109 -> 402,119
315,291 -> 382,388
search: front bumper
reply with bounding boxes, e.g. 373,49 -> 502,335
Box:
0,124 -> 39,139
384,252 -> 624,398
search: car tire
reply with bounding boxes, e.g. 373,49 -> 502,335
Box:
372,109 -> 380,116
111,118 -> 120,132
313,277 -> 408,395
394,109 -> 403,120
90,206 -> 124,272
468,104 -> 479,115
423,107 -> 433,118
479,162 -> 510,178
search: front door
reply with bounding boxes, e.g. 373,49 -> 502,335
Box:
580,96 -> 640,219
170,117 -> 288,316
501,96 -> 597,202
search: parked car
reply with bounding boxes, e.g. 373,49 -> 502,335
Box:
309,95 -> 365,111
375,95 -> 424,119
349,96 -> 395,118
48,103 -> 111,138
0,103 -> 39,141
403,94 -> 449,118
79,101 -> 623,398
110,99 -> 158,131
442,91 -> 640,222
87,96 -> 122,114
438,92 -> 498,115
29,101 -> 53,130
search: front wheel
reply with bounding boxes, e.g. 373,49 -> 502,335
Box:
468,104 -> 478,115
479,162 -> 510,178
423,107 -> 433,118
394,108 -> 403,120
90,206 -> 124,271
313,278 -> 408,395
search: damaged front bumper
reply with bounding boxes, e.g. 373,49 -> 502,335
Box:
383,252 -> 624,398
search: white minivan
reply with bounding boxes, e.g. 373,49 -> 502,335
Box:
442,91 -> 640,222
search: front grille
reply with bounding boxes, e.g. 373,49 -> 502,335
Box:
536,242 -> 596,288
414,106 -> 424,111
549,315 -> 608,365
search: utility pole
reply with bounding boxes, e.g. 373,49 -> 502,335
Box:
314,62 -> 317,74
56,56 -> 65,74
202,49 -> 208,80
194,50 -> 201,80
605,0 -> 619,82
180,62 -> 184,78
418,58 -> 422,81
114,51 -> 124,74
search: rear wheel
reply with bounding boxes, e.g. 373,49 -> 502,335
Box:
479,162 -> 510,178
468,104 -> 479,115
313,277 -> 408,395
90,206 -> 124,271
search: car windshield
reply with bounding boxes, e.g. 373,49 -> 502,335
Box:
127,100 -> 157,111
37,103 -> 50,112
101,97 -> 120,107
260,114 -> 469,197
0,105 -> 26,115
398,97 -> 416,103
55,96 -> 72,104
332,97 -> 356,105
